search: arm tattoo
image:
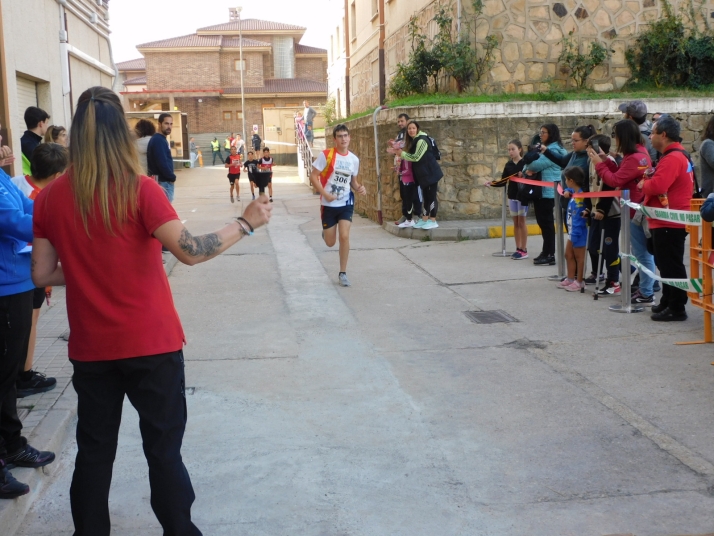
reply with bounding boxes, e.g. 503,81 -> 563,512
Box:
178,229 -> 222,257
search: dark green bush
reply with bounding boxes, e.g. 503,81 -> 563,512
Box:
626,0 -> 714,89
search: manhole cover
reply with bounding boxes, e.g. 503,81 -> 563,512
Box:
464,310 -> 519,324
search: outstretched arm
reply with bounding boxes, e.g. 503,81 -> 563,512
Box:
154,196 -> 272,266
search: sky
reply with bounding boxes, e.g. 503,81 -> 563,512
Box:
109,0 -> 337,63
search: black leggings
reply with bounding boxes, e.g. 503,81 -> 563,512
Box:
400,181 -> 423,220
588,217 -> 621,282
533,198 -> 555,256
421,183 -> 438,218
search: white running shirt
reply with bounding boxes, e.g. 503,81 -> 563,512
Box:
312,150 -> 360,207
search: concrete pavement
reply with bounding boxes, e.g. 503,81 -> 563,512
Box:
11,164 -> 714,535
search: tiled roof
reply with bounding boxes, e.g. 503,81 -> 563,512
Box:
138,34 -> 271,50
138,34 -> 221,49
222,37 -> 271,48
224,78 -> 327,95
123,75 -> 147,85
198,19 -> 306,32
116,58 -> 145,71
295,44 -> 327,55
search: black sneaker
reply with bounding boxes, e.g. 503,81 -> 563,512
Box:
651,302 -> 667,314
17,370 -> 56,398
533,255 -> 555,266
0,461 -> 29,499
4,444 -> 55,469
651,307 -> 687,322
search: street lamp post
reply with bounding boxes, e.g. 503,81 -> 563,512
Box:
237,6 -> 247,150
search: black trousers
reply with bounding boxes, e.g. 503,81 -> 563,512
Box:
422,183 -> 438,218
588,217 -> 621,282
651,227 -> 689,312
211,150 -> 223,165
70,351 -> 202,536
399,181 -> 422,220
533,198 -> 555,256
0,289 -> 33,458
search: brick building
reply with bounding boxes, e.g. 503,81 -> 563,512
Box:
121,13 -> 328,157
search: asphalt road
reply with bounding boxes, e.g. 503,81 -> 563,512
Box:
15,165 -> 714,535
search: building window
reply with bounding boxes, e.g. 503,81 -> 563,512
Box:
350,3 -> 356,41
223,111 -> 232,121
371,0 -> 378,18
236,111 -> 244,119
234,60 -> 245,71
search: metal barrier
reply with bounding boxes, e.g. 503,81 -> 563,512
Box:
609,190 -> 643,314
492,187 -> 514,257
547,187 -> 566,282
681,197 -> 712,344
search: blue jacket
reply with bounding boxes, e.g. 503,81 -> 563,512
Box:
523,142 -> 568,199
701,193 -> 714,222
146,133 -> 177,183
0,169 -> 34,297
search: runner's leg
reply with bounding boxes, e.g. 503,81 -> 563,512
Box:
338,219 -> 351,272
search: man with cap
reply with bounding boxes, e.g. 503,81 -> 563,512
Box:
619,100 -> 658,164
636,115 -> 694,321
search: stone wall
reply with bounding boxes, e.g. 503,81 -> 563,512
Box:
347,0 -> 714,114
333,98 -> 714,223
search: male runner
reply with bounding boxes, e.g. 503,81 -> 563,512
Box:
310,124 -> 366,287
261,147 -> 274,202
244,150 -> 260,199
224,145 -> 242,202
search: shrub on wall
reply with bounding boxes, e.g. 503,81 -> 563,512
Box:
558,31 -> 610,89
626,0 -> 714,89
388,0 -> 496,98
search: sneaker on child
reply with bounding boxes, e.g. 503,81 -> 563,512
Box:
597,281 -> 621,296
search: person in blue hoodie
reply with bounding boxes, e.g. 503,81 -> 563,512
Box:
522,124 -> 568,266
0,128 -> 55,499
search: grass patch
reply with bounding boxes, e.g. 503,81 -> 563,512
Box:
333,84 -> 714,124
421,235 -> 432,242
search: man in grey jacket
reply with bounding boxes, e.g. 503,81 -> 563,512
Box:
619,100 -> 658,164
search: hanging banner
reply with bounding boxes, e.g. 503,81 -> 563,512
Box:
621,253 -> 703,292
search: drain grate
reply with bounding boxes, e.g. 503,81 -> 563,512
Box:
464,310 -> 519,324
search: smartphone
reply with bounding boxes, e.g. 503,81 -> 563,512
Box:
590,140 -> 600,153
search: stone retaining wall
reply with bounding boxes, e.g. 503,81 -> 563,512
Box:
333,98 -> 714,223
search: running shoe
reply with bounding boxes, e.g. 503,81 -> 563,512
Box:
338,273 -> 351,287
597,281 -> 621,296
651,307 -> 687,322
230,196 -> 235,203
0,461 -> 29,499
422,220 -> 439,230
564,280 -> 583,292
395,216 -> 407,225
631,289 -> 654,305
517,250 -> 528,259
414,219 -> 427,229
397,219 -> 415,228
533,254 -> 555,266
583,273 -> 606,285
270,197 -> 273,203
3,444 -> 55,469
16,370 -> 56,398
236,196 -> 240,202
557,278 -> 573,289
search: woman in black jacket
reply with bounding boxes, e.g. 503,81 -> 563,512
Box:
388,120 -> 443,230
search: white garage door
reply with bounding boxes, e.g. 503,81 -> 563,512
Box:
16,76 -> 38,134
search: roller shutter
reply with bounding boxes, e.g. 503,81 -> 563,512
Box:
16,77 -> 38,134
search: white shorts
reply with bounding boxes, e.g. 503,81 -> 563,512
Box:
509,199 -> 528,217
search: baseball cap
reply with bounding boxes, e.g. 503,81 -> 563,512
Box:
618,100 -> 648,119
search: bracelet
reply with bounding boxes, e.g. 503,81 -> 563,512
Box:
234,217 -> 254,236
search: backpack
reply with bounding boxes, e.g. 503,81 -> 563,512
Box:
427,136 -> 441,160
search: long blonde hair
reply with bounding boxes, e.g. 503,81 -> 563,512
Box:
69,87 -> 141,235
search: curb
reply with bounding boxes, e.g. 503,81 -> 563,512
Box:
3,387 -> 77,536
164,252 -> 179,276
383,222 -> 542,241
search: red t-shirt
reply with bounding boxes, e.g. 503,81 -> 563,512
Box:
225,154 -> 242,174
33,174 -> 185,361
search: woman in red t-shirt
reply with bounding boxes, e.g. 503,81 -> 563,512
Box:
31,87 -> 272,535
